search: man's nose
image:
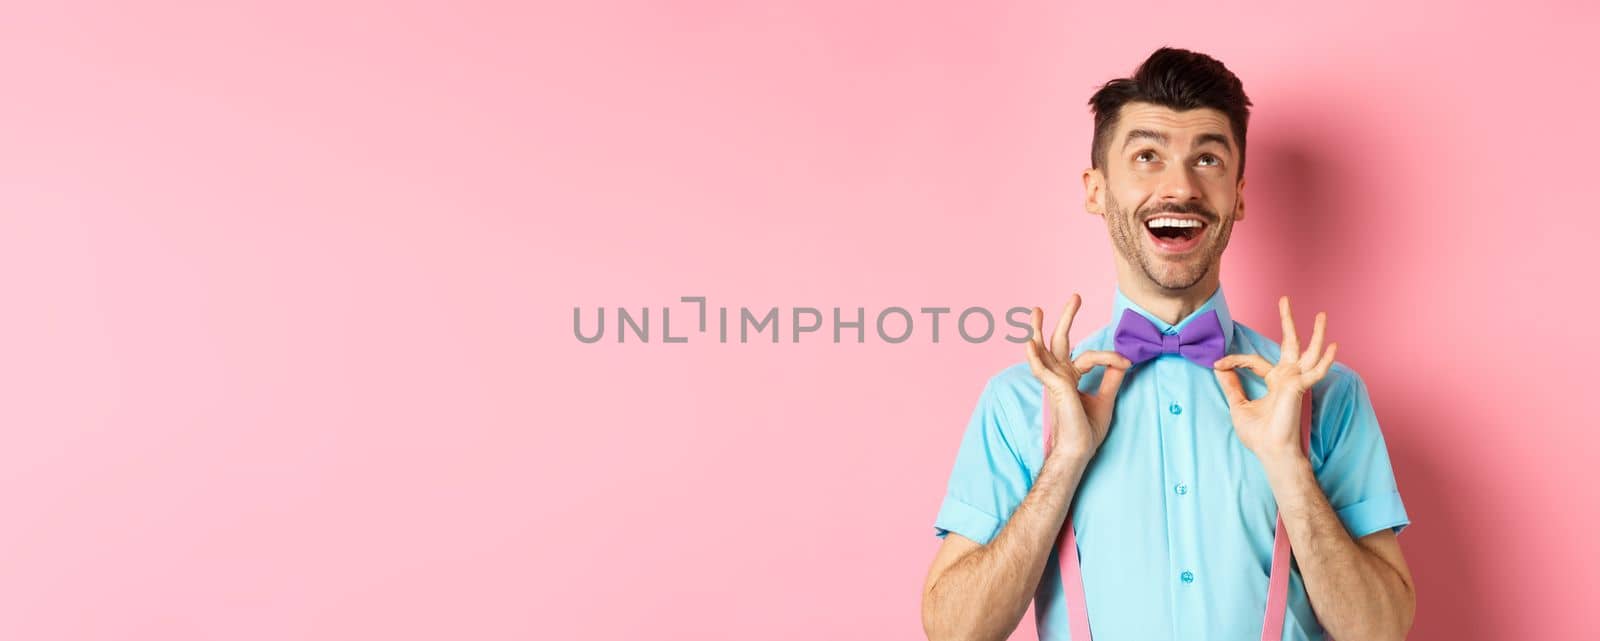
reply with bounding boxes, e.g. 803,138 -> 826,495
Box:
1157,164 -> 1201,202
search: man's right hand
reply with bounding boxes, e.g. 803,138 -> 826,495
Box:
1024,293 -> 1132,464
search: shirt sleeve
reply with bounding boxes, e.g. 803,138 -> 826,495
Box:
932,375 -> 1035,546
1312,365 -> 1411,538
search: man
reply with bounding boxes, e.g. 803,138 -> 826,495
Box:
920,48 -> 1415,641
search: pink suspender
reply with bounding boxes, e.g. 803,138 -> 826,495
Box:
1040,386 -> 1319,641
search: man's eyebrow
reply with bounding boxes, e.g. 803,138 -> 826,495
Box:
1195,132 -> 1234,153
1121,129 -> 1235,154
1122,128 -> 1168,149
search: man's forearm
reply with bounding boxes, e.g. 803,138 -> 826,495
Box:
1262,454 -> 1414,641
923,453 -> 1088,641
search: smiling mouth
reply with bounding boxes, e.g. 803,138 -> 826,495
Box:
1143,216 -> 1208,253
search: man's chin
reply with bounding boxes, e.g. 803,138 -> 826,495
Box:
1140,259 -> 1212,291
1142,253 -> 1204,271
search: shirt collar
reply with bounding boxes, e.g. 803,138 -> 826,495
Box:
1110,284 -> 1236,349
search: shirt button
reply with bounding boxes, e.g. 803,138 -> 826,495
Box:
1174,483 -> 1188,496
1169,402 -> 1182,415
1180,570 -> 1195,584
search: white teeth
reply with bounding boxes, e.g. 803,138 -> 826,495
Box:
1146,218 -> 1203,229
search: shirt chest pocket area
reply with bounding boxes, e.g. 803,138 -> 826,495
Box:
1231,455 -> 1282,533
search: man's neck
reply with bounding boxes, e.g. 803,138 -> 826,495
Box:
1114,262 -> 1221,326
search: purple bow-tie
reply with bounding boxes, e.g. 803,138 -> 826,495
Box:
1113,308 -> 1227,369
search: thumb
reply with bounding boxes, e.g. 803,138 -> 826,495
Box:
1213,368 -> 1248,407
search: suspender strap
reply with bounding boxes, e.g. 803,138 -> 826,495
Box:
1040,384 -> 1316,641
1259,388 -> 1318,641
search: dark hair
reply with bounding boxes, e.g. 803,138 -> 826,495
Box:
1089,47 -> 1252,179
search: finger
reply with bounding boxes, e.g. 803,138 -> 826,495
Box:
1096,363 -> 1128,400
1073,350 -> 1133,376
1300,311 -> 1326,369
1030,306 -> 1045,349
1025,340 -> 1060,386
1213,354 -> 1273,377
1032,306 -> 1066,373
1050,294 -> 1081,362
1279,296 -> 1300,362
1214,368 -> 1248,407
1304,342 -> 1337,385
1029,329 -> 1067,374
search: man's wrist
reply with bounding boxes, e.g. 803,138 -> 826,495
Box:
1259,449 -> 1312,481
1043,448 -> 1092,475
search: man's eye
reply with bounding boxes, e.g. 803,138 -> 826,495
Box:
1197,154 -> 1220,167
1136,151 -> 1157,162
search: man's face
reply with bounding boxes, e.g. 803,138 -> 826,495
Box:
1085,102 -> 1245,292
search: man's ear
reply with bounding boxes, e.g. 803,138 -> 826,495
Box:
1083,167 -> 1106,217
1233,176 -> 1247,222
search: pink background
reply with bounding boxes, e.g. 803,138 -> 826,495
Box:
1,1 -> 1595,639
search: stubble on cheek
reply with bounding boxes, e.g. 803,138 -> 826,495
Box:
1104,194 -> 1144,266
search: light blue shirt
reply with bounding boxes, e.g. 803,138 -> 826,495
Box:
933,285 -> 1409,641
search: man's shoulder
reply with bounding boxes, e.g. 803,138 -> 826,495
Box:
973,322 -> 1116,423
980,361 -> 1039,409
